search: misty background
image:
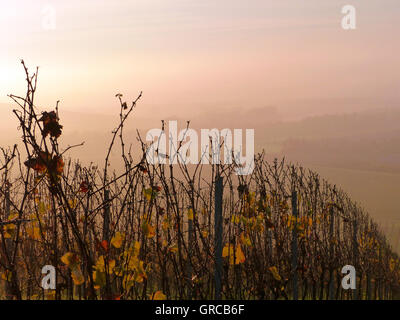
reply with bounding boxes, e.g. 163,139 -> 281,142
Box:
1,1 -> 400,248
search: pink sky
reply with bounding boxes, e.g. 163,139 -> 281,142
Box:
1,0 -> 399,120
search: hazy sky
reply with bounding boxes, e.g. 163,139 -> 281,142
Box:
1,0 -> 399,119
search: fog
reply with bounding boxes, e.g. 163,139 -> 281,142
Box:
1,0 -> 400,249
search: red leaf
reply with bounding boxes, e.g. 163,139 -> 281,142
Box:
79,181 -> 89,193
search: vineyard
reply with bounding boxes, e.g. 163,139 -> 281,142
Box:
0,61 -> 399,300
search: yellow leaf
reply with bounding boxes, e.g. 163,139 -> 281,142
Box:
3,223 -> 15,239
68,199 -> 77,210
108,259 -> 116,272
390,258 -> 395,272
8,212 -> 19,220
143,188 -> 153,201
61,252 -> 79,268
222,244 -> 232,258
168,244 -> 178,253
111,231 -> 125,248
122,274 -> 135,291
61,252 -> 84,285
240,232 -> 251,247
235,245 -> 245,264
135,262 -> 147,283
26,224 -> 41,241
133,241 -> 141,256
95,255 -> 105,272
162,218 -> 170,231
152,290 -> 166,300
128,256 -> 139,271
93,269 -> 106,289
232,214 -> 240,224
38,202 -> 46,215
269,266 -> 282,281
71,268 -> 85,285
222,244 -> 235,265
187,208 -> 194,221
46,290 -> 56,300
1,270 -> 12,282
142,222 -> 155,239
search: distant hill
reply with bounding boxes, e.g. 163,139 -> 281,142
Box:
263,108 -> 400,173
